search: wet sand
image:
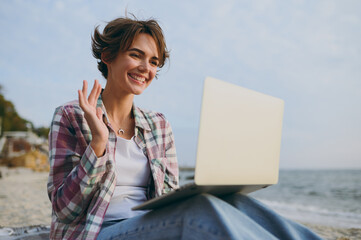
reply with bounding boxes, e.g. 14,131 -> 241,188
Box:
0,167 -> 360,240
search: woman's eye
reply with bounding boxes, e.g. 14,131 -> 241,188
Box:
130,53 -> 139,58
151,61 -> 159,66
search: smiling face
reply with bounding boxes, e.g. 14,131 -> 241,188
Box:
105,33 -> 159,96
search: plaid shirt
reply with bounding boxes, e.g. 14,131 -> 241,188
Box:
47,96 -> 179,240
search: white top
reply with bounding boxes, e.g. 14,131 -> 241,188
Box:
103,136 -> 151,221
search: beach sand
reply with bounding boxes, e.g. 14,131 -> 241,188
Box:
0,167 -> 51,227
302,223 -> 361,240
0,166 -> 360,240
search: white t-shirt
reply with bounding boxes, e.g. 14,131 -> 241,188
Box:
103,136 -> 151,222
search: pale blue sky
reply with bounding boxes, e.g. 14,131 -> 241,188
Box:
0,0 -> 360,169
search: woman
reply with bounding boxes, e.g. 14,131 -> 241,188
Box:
48,16 -> 322,240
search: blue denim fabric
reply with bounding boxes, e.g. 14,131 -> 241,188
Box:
97,193 -> 322,240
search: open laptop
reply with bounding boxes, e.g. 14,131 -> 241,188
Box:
133,77 -> 284,210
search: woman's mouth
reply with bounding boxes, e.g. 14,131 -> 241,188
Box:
128,73 -> 146,84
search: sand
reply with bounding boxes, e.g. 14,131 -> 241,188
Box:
0,166 -> 360,240
302,223 -> 361,240
0,167 -> 51,227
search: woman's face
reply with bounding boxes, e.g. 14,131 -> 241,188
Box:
106,33 -> 159,96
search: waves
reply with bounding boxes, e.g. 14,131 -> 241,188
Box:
257,198 -> 361,229
251,169 -> 361,229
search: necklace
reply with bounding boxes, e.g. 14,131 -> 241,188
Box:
108,118 -> 125,135
107,112 -> 134,136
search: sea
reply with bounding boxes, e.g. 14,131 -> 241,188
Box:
179,169 -> 361,229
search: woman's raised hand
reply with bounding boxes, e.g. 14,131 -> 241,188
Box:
78,80 -> 108,157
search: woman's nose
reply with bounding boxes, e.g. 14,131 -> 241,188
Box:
138,60 -> 150,72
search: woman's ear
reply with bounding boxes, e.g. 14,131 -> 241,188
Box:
101,52 -> 110,65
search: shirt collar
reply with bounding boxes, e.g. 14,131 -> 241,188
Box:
133,106 -> 151,131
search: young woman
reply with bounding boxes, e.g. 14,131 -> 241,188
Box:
47,16 -> 322,240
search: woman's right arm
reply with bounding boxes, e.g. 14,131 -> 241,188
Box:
48,80 -> 109,224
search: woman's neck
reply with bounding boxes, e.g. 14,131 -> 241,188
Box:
102,85 -> 134,122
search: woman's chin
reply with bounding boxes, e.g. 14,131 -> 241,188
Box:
132,88 -> 146,95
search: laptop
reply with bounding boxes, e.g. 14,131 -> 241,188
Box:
133,76 -> 284,210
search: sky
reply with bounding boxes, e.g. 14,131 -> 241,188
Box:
0,0 -> 360,169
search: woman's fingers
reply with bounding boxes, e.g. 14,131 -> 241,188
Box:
88,80 -> 102,107
78,80 -> 108,151
88,80 -> 98,105
78,90 -> 84,108
82,80 -> 88,100
93,80 -> 102,107
78,79 -> 102,113
78,82 -> 87,108
78,80 -> 89,110
96,81 -> 102,99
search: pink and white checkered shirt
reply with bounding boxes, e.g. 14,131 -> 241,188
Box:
47,95 -> 179,239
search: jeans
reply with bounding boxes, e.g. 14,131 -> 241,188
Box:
97,193 -> 322,240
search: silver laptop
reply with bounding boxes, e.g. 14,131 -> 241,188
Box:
133,77 -> 284,210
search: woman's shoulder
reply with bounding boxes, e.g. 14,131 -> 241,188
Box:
134,106 -> 170,130
135,106 -> 166,119
54,100 -> 82,112
52,100 -> 83,121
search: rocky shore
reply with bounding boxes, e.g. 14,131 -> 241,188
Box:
0,167 -> 360,240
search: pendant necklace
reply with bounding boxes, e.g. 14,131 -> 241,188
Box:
109,113 -> 133,136
108,115 -> 125,135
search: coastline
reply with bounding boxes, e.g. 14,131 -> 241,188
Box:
0,167 -> 360,240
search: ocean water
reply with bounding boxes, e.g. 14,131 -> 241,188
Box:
179,169 -> 361,229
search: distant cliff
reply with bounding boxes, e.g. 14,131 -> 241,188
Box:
0,85 -> 49,171
0,85 -> 49,137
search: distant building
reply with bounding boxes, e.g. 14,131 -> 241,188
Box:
0,130 -> 49,171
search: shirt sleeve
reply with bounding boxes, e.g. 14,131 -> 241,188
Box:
162,119 -> 179,194
47,105 -> 109,224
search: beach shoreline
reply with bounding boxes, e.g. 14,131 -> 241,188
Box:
0,167 -> 360,240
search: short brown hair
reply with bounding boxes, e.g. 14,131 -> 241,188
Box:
92,16 -> 169,79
